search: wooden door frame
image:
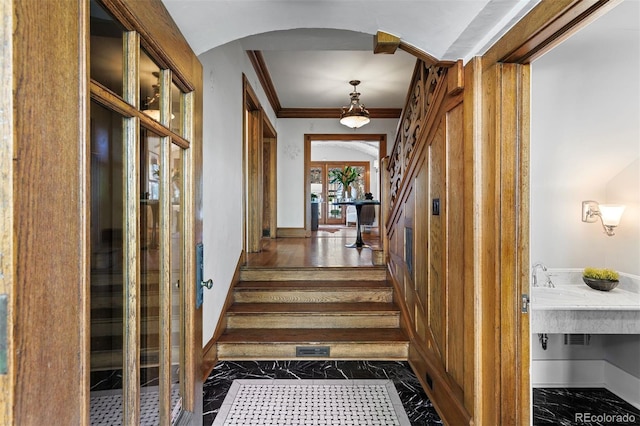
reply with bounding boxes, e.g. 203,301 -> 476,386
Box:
263,116 -> 277,239
0,0 -> 14,422
303,134 -> 386,235
471,1 -> 621,423
243,74 -> 272,252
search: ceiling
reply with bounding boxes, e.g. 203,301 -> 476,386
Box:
160,0 -> 541,114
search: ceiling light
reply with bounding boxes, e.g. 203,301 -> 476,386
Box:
340,80 -> 370,129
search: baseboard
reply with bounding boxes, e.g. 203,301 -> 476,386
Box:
532,359 -> 640,409
604,361 -> 640,409
277,227 -> 308,238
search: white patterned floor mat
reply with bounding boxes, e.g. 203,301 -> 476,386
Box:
213,379 -> 411,426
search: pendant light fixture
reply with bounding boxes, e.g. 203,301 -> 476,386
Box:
340,80 -> 370,129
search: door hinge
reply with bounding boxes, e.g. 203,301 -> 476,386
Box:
521,293 -> 530,313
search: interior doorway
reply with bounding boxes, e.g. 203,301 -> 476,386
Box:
303,134 -> 386,235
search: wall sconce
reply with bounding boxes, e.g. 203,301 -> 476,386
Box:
582,200 -> 626,236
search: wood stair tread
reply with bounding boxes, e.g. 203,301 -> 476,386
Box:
235,280 -> 392,289
227,302 -> 399,314
218,328 -> 409,343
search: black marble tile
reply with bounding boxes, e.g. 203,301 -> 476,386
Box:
202,360 -> 443,425
533,388 -> 640,425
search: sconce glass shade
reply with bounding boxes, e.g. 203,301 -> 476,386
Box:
373,160 -> 379,170
581,200 -> 626,236
598,204 -> 626,226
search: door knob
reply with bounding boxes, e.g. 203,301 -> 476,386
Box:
201,279 -> 213,289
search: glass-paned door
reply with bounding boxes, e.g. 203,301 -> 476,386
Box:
89,1 -> 192,422
310,162 -> 370,225
89,101 -> 125,425
326,165 -> 345,224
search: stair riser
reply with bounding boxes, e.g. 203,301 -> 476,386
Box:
239,269 -> 387,282
218,343 -> 408,360
234,290 -> 393,304
227,314 -> 400,329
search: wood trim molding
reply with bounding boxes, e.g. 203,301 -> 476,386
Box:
247,50 -> 281,114
486,0 -> 619,64
374,31 -> 456,68
246,48 -> 403,120
276,228 -> 309,238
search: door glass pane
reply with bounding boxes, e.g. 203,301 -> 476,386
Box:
89,101 -> 124,424
171,82 -> 183,135
310,166 -> 323,223
327,166 -> 344,222
90,0 -> 124,96
170,144 -> 184,421
140,128 -> 161,422
352,166 -> 366,200
140,50 -> 162,122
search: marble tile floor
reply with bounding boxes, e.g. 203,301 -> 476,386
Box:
203,361 -> 443,426
533,388 -> 640,425
212,379 -> 410,425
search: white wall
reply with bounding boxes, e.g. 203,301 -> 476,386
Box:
530,0 -> 639,274
530,0 -> 640,387
199,40 -> 276,344
276,118 -> 398,227
198,42 -> 398,344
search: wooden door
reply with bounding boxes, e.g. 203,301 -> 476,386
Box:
7,0 -> 203,423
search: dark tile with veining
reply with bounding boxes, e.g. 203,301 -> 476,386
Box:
533,388 -> 640,425
202,360 -> 443,425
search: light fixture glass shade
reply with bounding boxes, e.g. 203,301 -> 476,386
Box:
340,80 -> 370,129
598,204 -> 625,226
340,113 -> 370,129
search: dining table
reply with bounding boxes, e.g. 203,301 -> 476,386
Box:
332,199 -> 380,248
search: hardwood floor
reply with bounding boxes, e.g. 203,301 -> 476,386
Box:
244,225 -> 381,268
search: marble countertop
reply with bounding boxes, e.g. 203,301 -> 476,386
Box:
532,284 -> 640,311
530,269 -> 640,334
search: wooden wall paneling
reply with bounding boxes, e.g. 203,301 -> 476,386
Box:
427,122 -> 445,365
461,57 -> 480,420
13,0 -> 89,423
0,0 -> 13,421
413,159 -> 429,343
445,103 -> 465,393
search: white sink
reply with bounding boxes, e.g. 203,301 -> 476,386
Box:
530,269 -> 640,334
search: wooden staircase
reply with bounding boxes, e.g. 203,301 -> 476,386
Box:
216,266 -> 409,360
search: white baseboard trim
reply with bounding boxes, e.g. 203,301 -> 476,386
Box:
604,361 -> 640,410
532,359 -> 640,409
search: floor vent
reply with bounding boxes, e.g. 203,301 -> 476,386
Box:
296,346 -> 330,357
564,334 -> 591,345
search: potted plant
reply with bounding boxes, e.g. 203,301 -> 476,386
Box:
329,166 -> 360,200
582,267 -> 619,291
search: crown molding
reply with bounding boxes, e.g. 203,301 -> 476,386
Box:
247,49 -> 402,120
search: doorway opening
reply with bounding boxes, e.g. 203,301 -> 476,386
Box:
304,134 -> 386,237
